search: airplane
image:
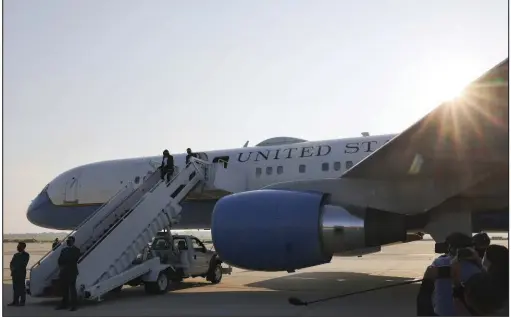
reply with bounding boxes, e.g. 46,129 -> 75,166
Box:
27,133 -> 396,230
26,58 -> 508,273
209,58 -> 509,271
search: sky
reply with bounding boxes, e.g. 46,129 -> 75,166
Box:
3,0 -> 509,233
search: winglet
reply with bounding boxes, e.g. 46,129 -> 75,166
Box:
361,132 -> 370,137
243,141 -> 249,148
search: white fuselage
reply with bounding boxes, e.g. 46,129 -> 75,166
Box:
27,134 -> 396,230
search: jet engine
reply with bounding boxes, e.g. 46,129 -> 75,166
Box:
211,189 -> 409,272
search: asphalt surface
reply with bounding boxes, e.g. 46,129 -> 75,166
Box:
2,240 -> 508,316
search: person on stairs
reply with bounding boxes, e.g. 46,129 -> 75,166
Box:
52,238 -> 60,250
160,149 -> 174,184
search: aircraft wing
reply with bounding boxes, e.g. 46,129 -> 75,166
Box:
343,58 -> 508,182
267,58 -> 508,214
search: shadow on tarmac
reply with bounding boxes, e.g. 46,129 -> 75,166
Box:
3,272 -> 421,316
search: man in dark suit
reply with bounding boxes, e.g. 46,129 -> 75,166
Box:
56,236 -> 81,311
160,149 -> 174,183
8,242 -> 29,306
185,148 -> 198,164
52,238 -> 60,250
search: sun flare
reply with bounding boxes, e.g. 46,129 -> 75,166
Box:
415,58 -> 489,113
426,66 -> 474,104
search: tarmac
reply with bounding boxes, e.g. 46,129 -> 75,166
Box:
2,239 -> 509,316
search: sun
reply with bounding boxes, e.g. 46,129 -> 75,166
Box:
427,67 -> 473,104
420,59 -> 481,107
431,75 -> 468,103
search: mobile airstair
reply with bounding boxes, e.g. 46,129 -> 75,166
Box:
27,157 -> 210,301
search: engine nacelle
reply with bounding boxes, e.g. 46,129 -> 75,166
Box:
211,189 -> 407,271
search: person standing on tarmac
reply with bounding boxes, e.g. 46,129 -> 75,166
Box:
8,242 -> 29,307
482,244 -> 509,313
56,236 -> 81,311
417,232 -> 482,316
473,232 -> 491,258
455,272 -> 500,316
160,149 -> 174,184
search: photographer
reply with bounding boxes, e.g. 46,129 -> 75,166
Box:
445,244 -> 507,316
473,232 -> 491,258
418,232 -> 483,316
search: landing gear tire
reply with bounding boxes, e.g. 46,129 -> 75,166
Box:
145,271 -> 170,295
207,263 -> 223,284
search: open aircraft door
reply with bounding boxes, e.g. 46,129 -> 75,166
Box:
212,159 -> 247,193
195,153 -> 209,193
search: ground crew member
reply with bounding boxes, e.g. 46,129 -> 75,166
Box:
56,236 -> 80,311
185,148 -> 197,164
160,149 -> 174,183
473,232 -> 491,258
8,242 -> 29,307
52,238 -> 60,250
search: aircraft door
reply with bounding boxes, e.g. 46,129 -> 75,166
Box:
63,172 -> 82,204
195,152 -> 209,187
196,152 -> 208,162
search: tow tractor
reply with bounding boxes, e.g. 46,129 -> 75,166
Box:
126,230 -> 233,294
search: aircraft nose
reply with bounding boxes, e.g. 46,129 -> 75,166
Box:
26,188 -> 53,228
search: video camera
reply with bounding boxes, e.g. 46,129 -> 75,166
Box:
434,242 -> 448,254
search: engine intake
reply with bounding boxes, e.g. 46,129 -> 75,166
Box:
211,190 -> 407,271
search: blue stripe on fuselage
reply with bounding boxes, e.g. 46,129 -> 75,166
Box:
26,190 -> 508,232
26,190 -> 216,230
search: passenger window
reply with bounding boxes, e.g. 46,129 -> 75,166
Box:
299,164 -> 306,173
322,163 -> 329,171
256,167 -> 262,177
134,176 -> 140,184
266,167 -> 273,175
346,161 -> 353,169
192,238 -> 206,253
334,162 -> 341,171
277,166 -> 283,174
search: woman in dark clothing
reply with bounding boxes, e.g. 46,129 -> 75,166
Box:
458,272 -> 500,316
483,244 -> 509,310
